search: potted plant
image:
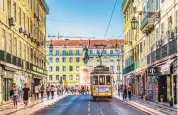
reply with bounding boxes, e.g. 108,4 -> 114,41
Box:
169,96 -> 173,106
160,95 -> 164,102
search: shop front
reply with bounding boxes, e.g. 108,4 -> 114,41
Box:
2,69 -> 15,102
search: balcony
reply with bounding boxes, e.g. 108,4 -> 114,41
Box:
140,14 -> 154,33
147,38 -> 177,64
89,53 -> 119,56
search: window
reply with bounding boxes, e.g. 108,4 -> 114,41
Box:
13,1 -> 16,22
49,57 -> 53,63
14,37 -> 17,56
49,51 -> 52,56
23,44 -> 26,60
93,76 -> 98,85
7,0 -> 11,18
2,29 -> 6,51
56,75 -> 59,80
69,57 -> 73,62
56,66 -> 59,71
76,58 -> 80,62
18,7 -> 21,26
62,50 -> 66,56
56,50 -> 59,56
76,66 -> 80,71
76,75 -> 79,80
1,0 -> 4,11
156,0 -> 159,11
90,50 -> 93,54
69,66 -> 73,71
56,58 -> 59,62
110,50 -> 113,54
19,41 -> 22,58
103,50 -> 106,54
76,50 -> 80,55
49,75 -> 52,80
8,34 -> 12,53
110,66 -> 114,71
62,66 -> 66,71
63,75 -> 66,81
49,66 -> 53,71
69,50 -> 73,55
69,75 -> 73,80
106,76 -> 111,85
99,75 -> 105,85
62,57 -> 66,62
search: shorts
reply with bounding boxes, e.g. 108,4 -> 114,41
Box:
12,95 -> 18,100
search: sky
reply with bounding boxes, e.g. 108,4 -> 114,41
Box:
45,0 -> 124,39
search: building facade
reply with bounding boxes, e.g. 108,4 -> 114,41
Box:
46,39 -> 124,86
122,0 -> 177,105
0,0 -> 48,103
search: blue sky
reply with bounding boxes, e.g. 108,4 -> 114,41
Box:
45,0 -> 124,39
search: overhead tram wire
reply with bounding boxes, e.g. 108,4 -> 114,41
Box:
104,0 -> 118,39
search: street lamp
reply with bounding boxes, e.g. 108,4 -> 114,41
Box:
131,16 -> 138,30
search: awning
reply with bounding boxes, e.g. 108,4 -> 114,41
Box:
158,59 -> 176,75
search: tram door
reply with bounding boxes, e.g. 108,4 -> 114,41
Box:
92,75 -> 99,94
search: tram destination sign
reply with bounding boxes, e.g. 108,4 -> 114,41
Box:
94,66 -> 109,71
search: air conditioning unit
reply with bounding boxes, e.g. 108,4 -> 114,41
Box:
19,27 -> 24,33
9,17 -> 15,26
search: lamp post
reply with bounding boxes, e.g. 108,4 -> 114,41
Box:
131,16 -> 138,30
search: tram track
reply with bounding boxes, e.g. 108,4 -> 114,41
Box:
96,100 -> 122,115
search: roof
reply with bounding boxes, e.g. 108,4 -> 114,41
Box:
46,39 -> 124,48
41,0 -> 49,14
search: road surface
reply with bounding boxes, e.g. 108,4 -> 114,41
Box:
35,95 -> 148,115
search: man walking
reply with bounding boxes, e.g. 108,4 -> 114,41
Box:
34,84 -> 40,100
128,84 -> 132,100
46,85 -> 51,99
22,83 -> 30,108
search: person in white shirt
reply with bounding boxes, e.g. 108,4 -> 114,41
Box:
34,85 -> 40,99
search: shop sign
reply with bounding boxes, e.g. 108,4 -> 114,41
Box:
148,67 -> 159,76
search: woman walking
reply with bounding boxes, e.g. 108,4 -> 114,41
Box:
11,83 -> 19,109
128,84 -> 132,100
22,83 -> 30,108
40,85 -> 45,98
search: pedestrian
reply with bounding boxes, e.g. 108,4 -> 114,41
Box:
128,84 -> 132,100
22,83 -> 30,108
34,84 -> 40,100
10,83 -> 19,109
87,86 -> 89,94
123,86 -> 127,100
51,85 -> 55,99
46,85 -> 51,99
40,85 -> 45,98
57,85 -> 60,96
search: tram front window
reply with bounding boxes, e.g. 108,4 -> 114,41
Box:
106,76 -> 111,85
99,75 -> 105,85
93,76 -> 98,85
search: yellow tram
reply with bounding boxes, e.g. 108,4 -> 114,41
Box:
90,65 -> 113,100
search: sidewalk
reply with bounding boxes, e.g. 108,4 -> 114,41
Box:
115,94 -> 177,115
0,94 -> 68,115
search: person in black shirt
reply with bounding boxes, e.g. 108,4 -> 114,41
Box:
22,83 -> 30,108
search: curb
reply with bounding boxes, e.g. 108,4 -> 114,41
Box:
30,95 -> 68,115
114,96 -> 165,115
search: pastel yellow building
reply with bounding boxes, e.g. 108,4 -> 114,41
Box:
0,0 -> 48,103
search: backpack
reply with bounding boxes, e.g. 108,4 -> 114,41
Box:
10,90 -> 14,96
